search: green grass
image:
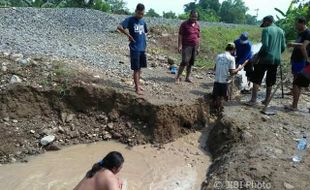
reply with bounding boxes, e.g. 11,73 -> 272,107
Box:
198,25 -> 262,68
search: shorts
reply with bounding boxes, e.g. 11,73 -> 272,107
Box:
130,51 -> 147,71
251,64 -> 278,87
244,60 -> 254,79
181,45 -> 198,66
294,73 -> 310,87
291,60 -> 306,75
212,82 -> 228,99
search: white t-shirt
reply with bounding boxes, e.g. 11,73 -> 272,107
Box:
215,52 -> 236,84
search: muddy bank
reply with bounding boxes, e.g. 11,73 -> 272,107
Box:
0,55 -> 208,164
202,103 -> 310,190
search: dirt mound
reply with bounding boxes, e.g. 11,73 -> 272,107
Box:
202,105 -> 310,190
0,55 -> 208,164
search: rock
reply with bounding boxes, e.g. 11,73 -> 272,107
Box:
3,117 -> 9,122
66,114 -> 75,123
283,182 -> 295,189
151,62 -> 158,67
34,133 -> 41,139
10,75 -> 22,84
93,75 -> 100,78
18,59 -> 28,65
10,157 -> 17,163
112,132 -> 122,139
61,112 -> 67,123
103,132 -> 112,140
70,125 -> 76,131
168,57 -> 177,65
107,123 -> 114,130
194,74 -> 204,79
40,135 -> 56,146
108,110 -> 119,121
126,122 -> 132,128
69,131 -> 79,139
140,79 -> 146,85
9,53 -> 23,61
58,126 -> 65,134
97,114 -> 109,123
30,130 -> 35,134
12,119 -> 18,123
1,65 -> 7,72
40,128 -> 55,135
45,143 -> 61,151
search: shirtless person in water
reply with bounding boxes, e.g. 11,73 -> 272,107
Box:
73,151 -> 124,190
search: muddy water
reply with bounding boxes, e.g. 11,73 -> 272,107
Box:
0,130 -> 211,190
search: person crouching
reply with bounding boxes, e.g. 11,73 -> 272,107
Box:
212,43 -> 243,113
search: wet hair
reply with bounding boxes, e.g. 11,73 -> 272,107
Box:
86,151 -> 124,178
297,17 -> 307,24
136,3 -> 145,12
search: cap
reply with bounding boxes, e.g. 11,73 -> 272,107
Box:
240,32 -> 249,44
260,15 -> 274,27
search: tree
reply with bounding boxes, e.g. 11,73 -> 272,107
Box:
91,0 -> 110,12
106,0 -> 128,14
184,2 -> 196,13
245,14 -> 257,25
146,8 -> 160,17
163,11 -> 177,19
219,0 -> 248,24
198,0 -> 220,13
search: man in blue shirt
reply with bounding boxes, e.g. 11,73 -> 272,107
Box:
234,32 -> 253,93
117,3 -> 148,95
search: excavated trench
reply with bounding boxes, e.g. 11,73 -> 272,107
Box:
0,83 -> 246,190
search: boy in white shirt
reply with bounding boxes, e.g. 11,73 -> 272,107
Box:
212,43 -> 243,112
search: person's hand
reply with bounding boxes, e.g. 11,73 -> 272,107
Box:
196,47 -> 200,55
287,42 -> 294,48
178,46 -> 182,53
128,35 -> 136,42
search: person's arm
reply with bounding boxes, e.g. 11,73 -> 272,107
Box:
144,22 -> 148,34
196,24 -> 201,55
301,40 -> 310,61
178,23 -> 184,53
229,58 -> 241,75
258,29 -> 269,56
117,18 -> 135,42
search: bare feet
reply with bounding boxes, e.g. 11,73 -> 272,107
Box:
284,105 -> 298,112
139,86 -> 144,91
185,78 -> 193,83
135,89 -> 144,95
175,77 -> 181,84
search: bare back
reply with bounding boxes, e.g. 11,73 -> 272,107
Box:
73,169 -> 120,190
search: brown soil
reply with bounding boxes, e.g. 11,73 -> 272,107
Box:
202,100 -> 310,190
0,55 -> 208,164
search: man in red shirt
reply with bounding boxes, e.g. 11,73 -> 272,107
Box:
175,10 -> 200,83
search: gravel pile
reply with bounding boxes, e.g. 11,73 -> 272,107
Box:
0,7 -> 241,81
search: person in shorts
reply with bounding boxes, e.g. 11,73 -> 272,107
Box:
175,10 -> 200,84
212,43 -> 243,112
286,17 -> 310,95
286,64 -> 310,111
117,3 -> 148,95
247,16 -> 286,106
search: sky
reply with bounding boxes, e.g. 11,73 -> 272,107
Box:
125,0 -> 292,20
